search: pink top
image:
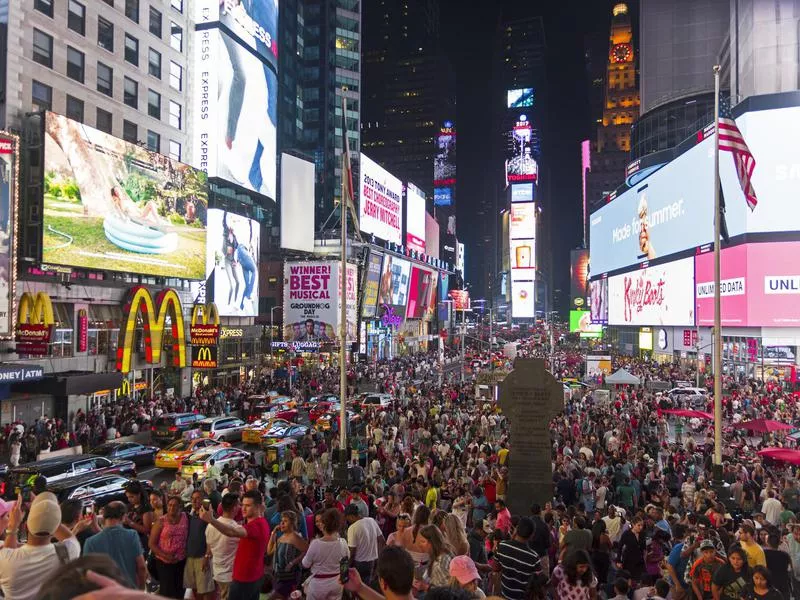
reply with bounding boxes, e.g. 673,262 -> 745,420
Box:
157,512 -> 188,562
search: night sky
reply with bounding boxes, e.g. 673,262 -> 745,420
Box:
438,0 -> 625,309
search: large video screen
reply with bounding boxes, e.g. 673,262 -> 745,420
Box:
506,115 -> 538,184
434,122 -> 456,186
376,254 -> 410,316
43,112 -> 208,279
280,153 -> 315,253
283,261 -> 355,342
570,310 -> 602,338
195,0 -> 278,70
406,266 -> 434,319
570,249 -> 589,309
511,280 -> 534,318
359,153 -> 402,244
589,278 -> 608,324
193,29 -> 277,200
361,251 -> 384,318
206,209 -> 260,316
406,183 -> 426,254
0,133 -> 17,338
507,88 -> 534,108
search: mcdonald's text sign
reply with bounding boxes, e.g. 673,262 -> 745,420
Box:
191,345 -> 218,369
16,292 -> 54,356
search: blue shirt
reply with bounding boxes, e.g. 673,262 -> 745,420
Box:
667,541 -> 689,587
83,525 -> 142,587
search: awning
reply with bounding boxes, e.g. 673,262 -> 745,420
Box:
12,371 -> 124,396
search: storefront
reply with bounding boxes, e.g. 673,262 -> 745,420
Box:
212,325 -> 265,385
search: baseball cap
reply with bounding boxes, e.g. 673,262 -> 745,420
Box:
0,499 -> 16,518
449,555 -> 480,585
27,491 -> 61,537
700,540 -> 715,550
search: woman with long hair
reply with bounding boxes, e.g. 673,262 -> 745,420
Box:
301,508 -> 349,600
268,510 -> 309,600
550,549 -> 597,600
396,503 -> 432,567
149,496 -> 188,599
413,524 -> 455,594
124,480 -> 154,557
742,565 -> 784,600
590,517 -> 612,585
442,513 -> 470,557
221,211 -> 241,307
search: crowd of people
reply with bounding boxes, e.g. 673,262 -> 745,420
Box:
0,332 -> 799,600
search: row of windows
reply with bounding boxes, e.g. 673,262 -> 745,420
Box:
32,29 -> 183,128
31,79 -> 182,159
35,0 -> 183,21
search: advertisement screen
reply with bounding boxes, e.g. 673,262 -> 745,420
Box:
441,232 -> 457,267
405,182 -> 426,254
433,187 -> 452,206
510,240 -> 535,282
509,203 -> 535,239
439,273 -> 450,302
506,115 -> 538,184
511,183 -> 534,203
0,133 -> 17,338
449,289 -> 470,311
456,242 -> 465,275
43,112 -> 208,279
507,88 -> 534,108
280,153 -> 315,253
193,29 -> 277,200
376,254 -> 411,316
608,257 -> 695,326
433,121 -> 456,186
361,251 -> 384,318
511,280 -> 535,318
195,0 -> 278,69
359,153 -> 402,244
570,249 -> 589,309
425,212 -> 439,258
639,328 -> 653,350
206,209 -> 260,316
406,266 -> 435,319
589,279 -> 608,324
570,310 -> 602,338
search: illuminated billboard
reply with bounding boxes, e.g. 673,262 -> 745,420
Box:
570,249 -> 589,309
376,254 -> 411,317
194,0 -> 278,69
359,153 -> 403,244
608,257 -> 695,326
511,183 -> 534,203
570,310 -> 602,338
505,115 -> 538,184
433,121 -> 456,186
449,289 -> 470,311
280,153 -> 315,253
425,212 -> 439,259
405,182 -> 426,254
433,187 -> 452,207
193,28 -> 277,199
361,251 -> 384,318
206,209 -> 260,316
511,281 -> 534,318
0,132 -> 17,338
406,266 -> 435,319
43,112 -> 208,279
509,202 -> 535,284
589,278 -> 608,324
456,242 -> 465,275
507,88 -> 534,109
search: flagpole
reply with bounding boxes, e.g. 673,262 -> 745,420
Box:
339,94 -> 349,459
712,65 -> 723,475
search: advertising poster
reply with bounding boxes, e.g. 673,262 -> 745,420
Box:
570,249 -> 589,309
434,187 -> 452,207
406,266 -> 434,319
449,289 -> 470,311
511,183 -> 534,203
510,240 -> 535,282
425,213 -> 439,259
376,254 -> 410,316
589,279 -> 609,324
608,257 -> 695,326
438,273 -> 450,302
0,133 -> 17,338
405,183 -> 426,254
456,243 -> 465,276
569,310 -> 602,338
206,209 -> 260,316
280,153 -> 315,253
509,202 -> 535,239
511,280 -> 534,318
423,273 -> 438,321
343,262 -> 357,342
507,88 -> 534,108
506,115 -> 538,184
194,0 -> 279,69
284,261 -> 355,342
43,113 -> 208,279
433,121 -> 456,186
359,154 -> 402,244
193,29 -> 277,200
361,251 -> 384,318
586,354 -> 612,377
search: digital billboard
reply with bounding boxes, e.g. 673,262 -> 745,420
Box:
193,28 -> 277,199
506,115 -> 538,184
359,153 -> 402,244
0,133 -> 17,338
433,121 -> 456,186
589,278 -> 608,324
206,209 -> 260,316
511,280 -> 535,318
194,0 -> 278,69
433,187 -> 453,207
509,202 -> 535,240
511,183 -> 534,203
456,242 -> 465,275
405,182 -> 426,254
449,289 -> 470,311
441,233 -> 457,268
425,212 -> 439,259
361,251 -> 384,318
507,88 -> 534,109
43,112 -> 208,279
406,266 -> 435,319
570,249 -> 589,309
280,153 -> 315,253
608,257 -> 695,326
376,254 -> 410,316
570,310 -> 602,338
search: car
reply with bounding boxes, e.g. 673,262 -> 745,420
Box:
241,418 -> 292,445
263,403 -> 299,422
309,401 -> 340,423
314,410 -> 359,433
359,393 -> 393,409
179,447 -> 252,478
667,387 -> 707,401
303,393 -> 339,409
248,396 -> 296,422
49,474 -> 152,509
89,442 -> 159,467
6,454 -> 137,497
152,412 -> 207,445
154,438 -> 230,469
259,423 -> 310,447
199,416 -> 247,443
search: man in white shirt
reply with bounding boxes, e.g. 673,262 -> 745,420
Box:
345,504 -> 385,587
761,490 -> 783,526
0,492 -> 81,600
205,493 -> 243,600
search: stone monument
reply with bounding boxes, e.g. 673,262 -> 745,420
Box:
498,357 -> 563,515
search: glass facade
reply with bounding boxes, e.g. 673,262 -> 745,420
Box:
630,92 -> 716,160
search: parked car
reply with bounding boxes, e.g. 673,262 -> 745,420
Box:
359,393 -> 393,409
5,454 -> 137,498
199,417 -> 247,443
242,418 -> 291,445
248,396 -> 295,423
180,447 -> 252,478
309,401 -> 340,423
49,474 -> 152,509
90,442 -> 159,467
260,423 -> 310,448
154,438 -> 230,469
152,412 -> 206,445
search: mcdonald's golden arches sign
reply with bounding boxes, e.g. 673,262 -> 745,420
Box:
16,292 -> 54,356
190,303 -> 219,370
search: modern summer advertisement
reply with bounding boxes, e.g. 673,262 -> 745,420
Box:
206,209 -> 260,316
43,112 -> 208,279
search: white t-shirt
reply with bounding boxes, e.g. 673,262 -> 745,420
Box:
302,537 -> 349,574
347,517 -> 383,562
205,517 -> 242,583
0,537 -> 81,600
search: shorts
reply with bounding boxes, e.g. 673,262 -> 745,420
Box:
184,556 -> 215,594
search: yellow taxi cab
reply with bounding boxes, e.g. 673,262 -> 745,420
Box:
154,437 -> 230,469
241,417 -> 291,445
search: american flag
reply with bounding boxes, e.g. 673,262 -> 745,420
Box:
718,93 -> 758,210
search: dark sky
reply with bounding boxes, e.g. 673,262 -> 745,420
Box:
438,0 -> 624,307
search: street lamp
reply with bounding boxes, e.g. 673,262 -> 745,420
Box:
269,306 -> 282,355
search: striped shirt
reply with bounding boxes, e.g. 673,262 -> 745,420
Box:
495,539 -> 542,600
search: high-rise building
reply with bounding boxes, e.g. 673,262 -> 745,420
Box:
585,2 -> 640,215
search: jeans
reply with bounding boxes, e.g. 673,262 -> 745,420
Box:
229,577 -> 263,600
236,246 -> 256,306
354,559 -> 376,587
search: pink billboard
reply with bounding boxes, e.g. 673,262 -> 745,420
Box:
695,242 -> 800,327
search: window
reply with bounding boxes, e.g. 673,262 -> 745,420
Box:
97,62 -> 113,96
98,17 -> 114,51
67,0 -> 85,35
123,77 -> 138,108
66,95 -> 84,122
32,29 -> 53,68
148,48 -> 161,78
31,80 -> 52,110
125,0 -> 139,22
66,47 -> 85,83
169,61 -> 183,91
168,100 -> 181,129
123,120 -> 137,143
35,0 -> 53,17
147,89 -> 161,119
171,0 -> 183,12
168,140 -> 181,161
124,34 -> 139,65
149,7 -> 162,38
96,108 -> 112,133
146,130 -> 160,152
170,22 -> 182,52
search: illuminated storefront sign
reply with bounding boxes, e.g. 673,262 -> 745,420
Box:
16,292 -> 54,356
190,303 -> 220,369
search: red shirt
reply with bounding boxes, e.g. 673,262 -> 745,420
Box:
232,517 -> 270,583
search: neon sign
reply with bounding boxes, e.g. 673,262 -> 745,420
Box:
380,304 -> 403,328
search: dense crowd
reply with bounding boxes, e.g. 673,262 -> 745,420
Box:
0,334 -> 799,600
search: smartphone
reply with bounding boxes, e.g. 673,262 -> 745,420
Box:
84,504 -> 94,516
202,499 -> 211,511
339,557 -> 350,584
